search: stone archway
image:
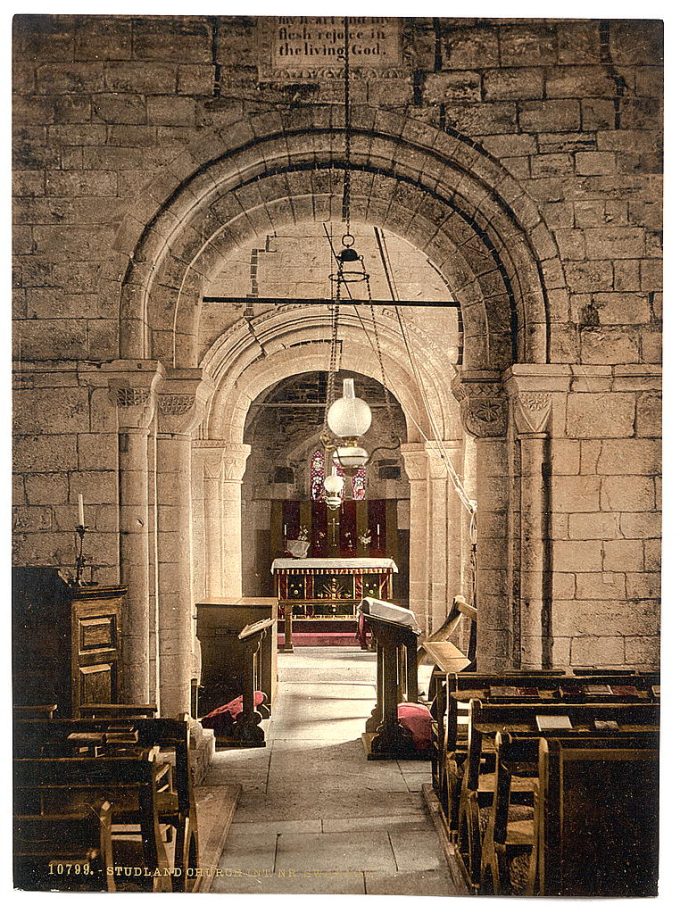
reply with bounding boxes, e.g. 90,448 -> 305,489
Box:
109,107 -> 560,714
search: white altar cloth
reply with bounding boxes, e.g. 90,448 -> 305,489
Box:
271,558 -> 398,573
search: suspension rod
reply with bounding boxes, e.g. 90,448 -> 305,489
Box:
202,295 -> 460,308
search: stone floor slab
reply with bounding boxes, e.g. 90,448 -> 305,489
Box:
229,818 -> 323,836
276,830 -> 396,873
389,826 -> 448,872
322,813 -> 430,832
211,870 -> 366,894
217,831 -> 278,873
365,868 -> 459,896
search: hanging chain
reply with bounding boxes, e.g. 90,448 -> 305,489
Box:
323,294 -> 341,435
341,16 -> 351,238
365,272 -> 398,445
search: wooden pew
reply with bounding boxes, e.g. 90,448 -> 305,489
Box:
80,703 -> 157,719
15,714 -> 198,891
537,736 -> 659,896
456,699 -> 660,891
14,752 -> 173,892
14,800 -> 117,892
14,704 -> 58,721
435,670 -> 659,842
479,730 -> 659,896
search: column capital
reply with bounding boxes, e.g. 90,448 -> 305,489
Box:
400,442 -> 428,481
222,442 -> 252,482
512,392 -> 552,436
193,439 -> 229,479
157,369 -> 214,436
452,371 -> 507,439
105,359 -> 166,430
424,440 -> 462,479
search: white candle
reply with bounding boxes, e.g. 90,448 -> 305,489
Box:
376,523 -> 380,536
283,524 -> 287,537
78,494 -> 85,527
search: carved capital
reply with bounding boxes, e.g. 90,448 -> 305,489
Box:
424,440 -> 462,480
222,443 -> 252,483
105,359 -> 165,430
513,392 -> 552,435
193,439 -> 229,480
157,370 -> 214,436
452,374 -> 507,439
400,443 -> 428,482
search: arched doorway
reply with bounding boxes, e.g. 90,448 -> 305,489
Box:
109,106 -> 556,714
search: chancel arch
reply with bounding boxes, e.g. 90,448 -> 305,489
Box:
105,105 -> 565,710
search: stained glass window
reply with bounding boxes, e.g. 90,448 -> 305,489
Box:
310,449 -> 325,501
353,465 -> 367,500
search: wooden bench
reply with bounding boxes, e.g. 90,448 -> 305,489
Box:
537,736 -> 659,896
15,714 -> 198,891
455,699 -> 660,891
80,703 -> 157,719
14,799 -> 117,892
14,752 -> 173,892
14,704 -> 58,721
434,670 -> 659,842
479,729 -> 659,896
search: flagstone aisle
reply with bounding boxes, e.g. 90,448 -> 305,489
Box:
205,646 -> 464,895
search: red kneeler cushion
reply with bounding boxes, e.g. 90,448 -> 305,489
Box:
201,691 -> 267,736
397,702 -> 434,750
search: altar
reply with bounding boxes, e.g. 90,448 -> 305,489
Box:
271,558 -> 398,652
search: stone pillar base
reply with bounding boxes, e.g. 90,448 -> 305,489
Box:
190,719 -> 215,786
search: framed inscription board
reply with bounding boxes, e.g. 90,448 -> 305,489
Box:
258,16 -> 406,82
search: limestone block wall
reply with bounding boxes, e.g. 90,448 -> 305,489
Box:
12,16 -> 662,669
549,368 -> 661,668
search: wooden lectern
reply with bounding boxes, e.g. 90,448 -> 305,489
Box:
360,598 -> 431,760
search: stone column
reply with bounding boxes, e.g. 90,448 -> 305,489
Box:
156,371 -> 212,717
221,443 -> 251,599
401,443 -> 429,633
424,440 -> 463,632
193,440 -> 228,599
106,360 -> 165,703
506,377 -> 554,669
453,373 -> 510,670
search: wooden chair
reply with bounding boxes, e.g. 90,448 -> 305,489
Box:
537,736 -> 659,896
14,800 -> 116,891
15,714 -> 198,891
479,732 -> 538,896
14,752 -> 173,892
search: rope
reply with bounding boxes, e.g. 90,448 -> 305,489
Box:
342,16 -> 351,238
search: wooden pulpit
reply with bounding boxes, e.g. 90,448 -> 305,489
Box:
360,598 -> 431,760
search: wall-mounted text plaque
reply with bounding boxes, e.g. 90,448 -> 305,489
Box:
258,17 -> 405,82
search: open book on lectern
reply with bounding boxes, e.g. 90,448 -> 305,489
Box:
358,598 -> 421,634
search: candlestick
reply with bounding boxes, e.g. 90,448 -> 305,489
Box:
78,493 -> 85,528
74,523 -> 88,586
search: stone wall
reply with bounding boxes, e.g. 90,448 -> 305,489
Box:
12,16 -> 662,670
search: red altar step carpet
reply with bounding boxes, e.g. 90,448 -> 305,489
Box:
277,619 -> 360,648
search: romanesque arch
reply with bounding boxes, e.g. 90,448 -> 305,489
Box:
109,107 -> 564,717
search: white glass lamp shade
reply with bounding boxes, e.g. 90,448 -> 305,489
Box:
333,445 -> 369,469
327,378 -> 372,438
323,465 -> 344,496
325,495 -> 342,511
